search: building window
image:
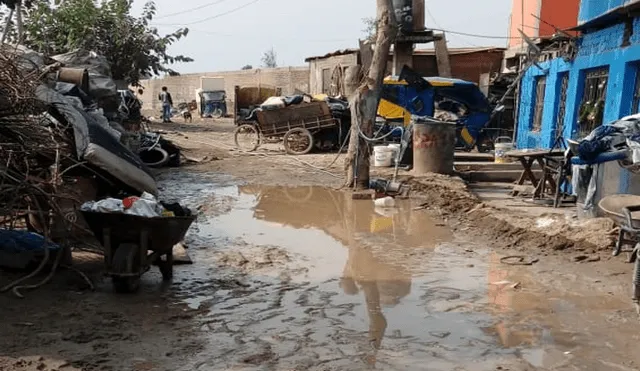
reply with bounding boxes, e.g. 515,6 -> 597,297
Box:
555,73 -> 570,141
633,69 -> 640,114
322,68 -> 332,94
531,76 -> 547,132
578,68 -> 608,138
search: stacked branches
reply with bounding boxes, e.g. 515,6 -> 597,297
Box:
0,49 -> 77,234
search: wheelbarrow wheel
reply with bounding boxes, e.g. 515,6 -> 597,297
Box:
111,244 -> 141,294
234,124 -> 261,152
158,252 -> 174,281
283,128 -> 314,155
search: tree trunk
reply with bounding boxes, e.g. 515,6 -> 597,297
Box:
15,1 -> 23,43
344,0 -> 396,189
1,7 -> 15,44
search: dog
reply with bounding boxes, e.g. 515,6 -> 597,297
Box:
182,110 -> 193,123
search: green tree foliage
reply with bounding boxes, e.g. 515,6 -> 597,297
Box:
7,0 -> 192,86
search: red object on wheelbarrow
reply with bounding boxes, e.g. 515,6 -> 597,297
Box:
81,211 -> 195,293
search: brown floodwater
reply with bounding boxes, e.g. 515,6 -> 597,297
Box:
157,172 -> 640,371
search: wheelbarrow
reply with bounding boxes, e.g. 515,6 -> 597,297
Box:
81,211 -> 196,293
599,194 -> 640,312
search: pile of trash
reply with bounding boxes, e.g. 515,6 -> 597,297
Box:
574,113 -> 640,165
82,193 -> 192,218
0,45 -> 179,279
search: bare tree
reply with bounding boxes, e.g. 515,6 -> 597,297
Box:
344,0 -> 396,189
261,48 -> 277,68
362,16 -> 377,41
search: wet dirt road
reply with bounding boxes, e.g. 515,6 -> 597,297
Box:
160,171 -> 640,371
3,169 -> 640,371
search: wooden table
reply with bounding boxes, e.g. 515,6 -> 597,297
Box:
506,149 -> 565,199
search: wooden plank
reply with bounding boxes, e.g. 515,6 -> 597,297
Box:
359,39 -> 374,74
434,34 -> 452,78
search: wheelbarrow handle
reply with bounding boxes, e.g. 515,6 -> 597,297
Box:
622,205 -> 640,229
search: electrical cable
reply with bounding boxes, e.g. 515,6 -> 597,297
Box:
152,0 -> 261,26
154,0 -> 230,20
429,28 -> 522,40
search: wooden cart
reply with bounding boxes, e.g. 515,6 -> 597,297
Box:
233,101 -> 340,155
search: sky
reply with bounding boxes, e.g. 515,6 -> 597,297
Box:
133,0 -> 514,74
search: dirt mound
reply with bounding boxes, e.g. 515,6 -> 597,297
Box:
406,175 -> 615,254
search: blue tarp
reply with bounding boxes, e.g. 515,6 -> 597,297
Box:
0,229 -> 60,254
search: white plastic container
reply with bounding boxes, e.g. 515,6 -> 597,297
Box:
388,143 -> 401,164
494,137 -> 514,164
374,196 -> 396,208
373,146 -> 393,167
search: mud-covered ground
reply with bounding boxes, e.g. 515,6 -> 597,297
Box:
2,118 -> 640,371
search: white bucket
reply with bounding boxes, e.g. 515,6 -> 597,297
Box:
387,143 -> 401,164
374,145 -> 393,167
494,137 -> 514,164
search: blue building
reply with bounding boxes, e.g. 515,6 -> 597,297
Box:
516,0 -> 640,198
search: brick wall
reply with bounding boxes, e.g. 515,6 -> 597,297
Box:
448,51 -> 505,84
139,66 -> 309,111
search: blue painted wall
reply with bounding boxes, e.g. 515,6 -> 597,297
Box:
515,11 -> 640,195
579,0 -> 631,24
516,20 -> 640,150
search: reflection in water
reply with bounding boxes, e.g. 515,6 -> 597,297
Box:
241,185 -> 451,367
164,173 -> 640,370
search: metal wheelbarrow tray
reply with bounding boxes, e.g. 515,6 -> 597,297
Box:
81,211 -> 196,293
599,194 -> 640,312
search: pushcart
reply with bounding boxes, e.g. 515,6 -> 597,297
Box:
81,211 -> 195,293
233,101 -> 341,155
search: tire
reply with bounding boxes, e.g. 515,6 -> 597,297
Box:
158,252 -> 174,281
283,128 -> 314,155
212,109 -> 223,119
138,147 -> 170,168
111,244 -> 141,294
234,124 -> 261,152
476,136 -> 494,153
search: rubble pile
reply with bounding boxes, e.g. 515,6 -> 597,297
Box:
0,45 -> 182,292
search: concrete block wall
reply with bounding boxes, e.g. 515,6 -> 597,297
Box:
139,66 -> 309,112
308,53 -> 359,94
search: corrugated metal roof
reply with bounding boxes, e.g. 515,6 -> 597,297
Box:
304,49 -> 360,62
304,46 -> 505,62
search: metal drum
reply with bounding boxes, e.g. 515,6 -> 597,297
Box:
412,117 -> 456,175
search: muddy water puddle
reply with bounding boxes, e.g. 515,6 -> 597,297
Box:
158,172 -> 640,371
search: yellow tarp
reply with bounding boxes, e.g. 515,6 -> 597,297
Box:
377,98 -> 411,126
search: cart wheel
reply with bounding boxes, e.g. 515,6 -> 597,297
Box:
234,124 -> 261,152
158,252 -> 174,281
283,128 -> 314,155
111,244 -> 141,293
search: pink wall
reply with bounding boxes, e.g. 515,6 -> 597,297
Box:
508,0 -> 541,48
508,0 -> 579,48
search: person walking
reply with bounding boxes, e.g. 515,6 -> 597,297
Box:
158,86 -> 173,123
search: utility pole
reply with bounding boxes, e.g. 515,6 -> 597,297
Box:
344,0 -> 396,189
